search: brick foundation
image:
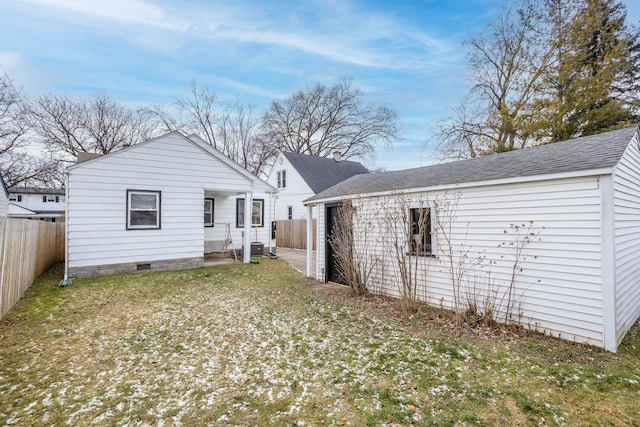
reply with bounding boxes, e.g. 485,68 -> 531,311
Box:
68,256 -> 204,278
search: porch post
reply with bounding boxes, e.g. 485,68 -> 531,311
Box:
306,204 -> 313,277
243,191 -> 253,263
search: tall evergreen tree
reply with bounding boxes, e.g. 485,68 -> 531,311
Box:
533,0 -> 638,142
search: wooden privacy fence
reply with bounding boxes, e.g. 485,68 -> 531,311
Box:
276,219 -> 317,250
0,218 -> 65,318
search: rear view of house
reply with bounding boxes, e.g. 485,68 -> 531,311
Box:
306,126 -> 640,352
66,132 -> 276,278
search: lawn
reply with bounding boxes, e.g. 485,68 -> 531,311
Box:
0,258 -> 639,426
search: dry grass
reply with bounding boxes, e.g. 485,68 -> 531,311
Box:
0,258 -> 639,426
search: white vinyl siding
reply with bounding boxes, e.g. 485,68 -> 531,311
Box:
613,133 -> 640,346
317,176 -> 606,347
67,133 -> 274,269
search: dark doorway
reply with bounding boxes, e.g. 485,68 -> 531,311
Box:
325,202 -> 345,284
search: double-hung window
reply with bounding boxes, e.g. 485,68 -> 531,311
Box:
204,198 -> 214,227
236,198 -> 264,227
277,170 -> 286,189
409,207 -> 433,256
127,190 -> 161,229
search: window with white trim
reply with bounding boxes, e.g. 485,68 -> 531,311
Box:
277,170 -> 286,189
236,198 -> 264,227
8,195 -> 17,202
204,198 -> 214,227
127,190 -> 161,229
409,207 -> 433,256
287,205 -> 293,220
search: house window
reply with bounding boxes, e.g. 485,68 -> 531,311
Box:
43,196 -> 47,203
204,198 -> 214,227
409,207 -> 433,256
236,198 -> 264,227
17,195 -> 22,202
55,196 -> 60,203
277,170 -> 286,189
8,195 -> 17,202
287,205 -> 293,220
127,190 -> 161,229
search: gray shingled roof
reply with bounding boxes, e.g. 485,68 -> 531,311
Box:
283,151 -> 370,194
8,187 -> 66,195
307,126 -> 638,202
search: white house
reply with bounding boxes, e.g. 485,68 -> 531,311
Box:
7,187 -> 65,221
65,132 -> 277,278
266,151 -> 369,221
0,174 -> 8,218
305,126 -> 640,352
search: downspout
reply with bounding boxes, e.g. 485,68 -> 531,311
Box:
59,170 -> 71,287
243,191 -> 253,263
306,204 -> 313,277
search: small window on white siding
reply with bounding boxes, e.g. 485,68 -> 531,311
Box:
8,195 -> 17,202
287,205 -> 293,220
127,190 -> 161,230
17,195 -> 22,202
277,170 -> 286,189
204,198 -> 214,227
236,198 -> 264,228
409,207 -> 433,256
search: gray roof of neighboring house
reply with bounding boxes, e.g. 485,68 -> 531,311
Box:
8,187 -> 66,195
282,151 -> 370,194
307,126 -> 639,202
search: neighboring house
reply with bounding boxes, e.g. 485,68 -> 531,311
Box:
305,126 -> 640,352
7,187 -> 65,221
266,151 -> 369,221
66,132 -> 277,278
0,173 -> 8,218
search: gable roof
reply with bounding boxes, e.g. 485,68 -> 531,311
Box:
68,132 -> 276,193
282,151 -> 370,194
307,126 -> 639,202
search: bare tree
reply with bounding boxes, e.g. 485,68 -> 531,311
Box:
32,92 -> 155,158
261,77 -> 399,159
0,73 -> 61,187
219,101 -> 277,176
149,81 -> 277,176
329,198 -> 378,296
435,0 -> 552,158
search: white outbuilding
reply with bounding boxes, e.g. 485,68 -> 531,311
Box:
66,132 -> 277,278
305,126 -> 640,352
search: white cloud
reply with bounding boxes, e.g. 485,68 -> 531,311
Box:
0,51 -> 22,74
19,0 -> 184,30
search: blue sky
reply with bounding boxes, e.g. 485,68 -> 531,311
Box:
1,0 -> 639,171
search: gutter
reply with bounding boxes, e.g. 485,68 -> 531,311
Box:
59,170 -> 71,287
